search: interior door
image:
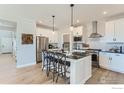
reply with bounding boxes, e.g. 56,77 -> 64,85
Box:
1,37 -> 12,54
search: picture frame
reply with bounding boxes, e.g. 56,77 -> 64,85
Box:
22,33 -> 33,44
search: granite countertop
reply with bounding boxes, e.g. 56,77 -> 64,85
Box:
100,51 -> 124,54
49,50 -> 91,60
66,52 -> 90,60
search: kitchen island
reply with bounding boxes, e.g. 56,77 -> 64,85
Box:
42,51 -> 92,84
66,53 -> 92,84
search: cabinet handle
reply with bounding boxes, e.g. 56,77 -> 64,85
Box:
109,57 -> 112,60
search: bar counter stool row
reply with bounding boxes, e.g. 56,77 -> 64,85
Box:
42,50 -> 70,84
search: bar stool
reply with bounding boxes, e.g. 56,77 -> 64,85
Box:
55,52 -> 70,84
48,51 -> 58,81
43,51 -> 58,81
42,50 -> 50,76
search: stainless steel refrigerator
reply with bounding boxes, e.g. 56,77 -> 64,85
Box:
36,36 -> 49,62
63,42 -> 70,52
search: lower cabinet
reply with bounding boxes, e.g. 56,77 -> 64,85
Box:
99,52 -> 111,69
99,52 -> 124,73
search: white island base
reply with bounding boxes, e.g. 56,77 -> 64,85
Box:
68,55 -> 92,84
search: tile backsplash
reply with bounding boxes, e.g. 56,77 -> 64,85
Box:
105,42 -> 124,51
88,41 -> 124,52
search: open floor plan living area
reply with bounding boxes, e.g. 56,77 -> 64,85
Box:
1,4 -> 124,84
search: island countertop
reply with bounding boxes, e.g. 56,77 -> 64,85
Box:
66,53 -> 91,62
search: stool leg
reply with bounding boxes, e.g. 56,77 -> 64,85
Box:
56,64 -> 59,83
46,59 -> 49,77
53,62 -> 55,82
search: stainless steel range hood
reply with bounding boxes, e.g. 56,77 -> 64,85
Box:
89,21 -> 102,38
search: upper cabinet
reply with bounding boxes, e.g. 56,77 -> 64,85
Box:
105,21 -> 115,42
63,34 -> 70,43
73,26 -> 83,36
114,18 -> 124,42
105,18 -> 124,42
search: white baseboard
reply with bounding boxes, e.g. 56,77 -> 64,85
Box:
16,62 -> 36,68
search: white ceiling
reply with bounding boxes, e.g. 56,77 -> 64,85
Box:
0,4 -> 124,30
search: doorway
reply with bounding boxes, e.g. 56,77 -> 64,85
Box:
0,19 -> 17,69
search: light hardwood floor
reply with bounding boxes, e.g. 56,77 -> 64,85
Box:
0,54 -> 124,84
0,54 -> 65,84
86,67 -> 124,84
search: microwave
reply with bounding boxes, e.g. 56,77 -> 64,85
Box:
73,36 -> 82,41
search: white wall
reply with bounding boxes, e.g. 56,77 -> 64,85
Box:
16,19 -> 36,68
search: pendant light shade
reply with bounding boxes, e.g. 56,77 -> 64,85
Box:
70,4 -> 74,31
52,15 -> 55,34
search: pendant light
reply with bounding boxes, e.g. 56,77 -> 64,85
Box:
52,15 -> 55,34
70,4 -> 74,31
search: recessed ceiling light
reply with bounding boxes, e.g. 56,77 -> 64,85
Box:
103,11 -> 107,15
76,19 -> 79,23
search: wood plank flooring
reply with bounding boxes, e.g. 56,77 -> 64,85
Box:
0,54 -> 124,84
0,54 -> 65,84
86,67 -> 124,84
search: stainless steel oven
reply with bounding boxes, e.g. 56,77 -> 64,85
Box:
86,49 -> 101,68
91,52 -> 99,67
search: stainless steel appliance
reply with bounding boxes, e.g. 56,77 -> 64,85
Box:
89,21 -> 102,38
73,36 -> 82,41
63,42 -> 70,51
36,36 -> 49,62
85,49 -> 101,68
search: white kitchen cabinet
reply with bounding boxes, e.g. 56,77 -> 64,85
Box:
114,18 -> 124,42
63,34 -> 70,43
73,26 -> 83,36
99,52 -> 124,73
70,55 -> 91,84
99,52 -> 111,69
109,53 -> 124,73
105,18 -> 124,42
105,21 -> 115,42
36,28 -> 59,43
